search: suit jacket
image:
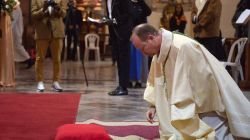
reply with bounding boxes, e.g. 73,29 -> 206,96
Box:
131,0 -> 151,26
31,0 -> 67,40
191,0 -> 221,38
64,8 -> 83,31
106,0 -> 133,40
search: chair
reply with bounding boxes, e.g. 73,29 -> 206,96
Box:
221,37 -> 248,83
84,33 -> 101,62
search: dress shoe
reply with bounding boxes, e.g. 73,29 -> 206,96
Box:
37,81 -> 45,92
128,81 -> 133,88
108,86 -> 128,96
107,87 -> 118,95
52,81 -> 63,92
25,59 -> 35,69
134,82 -> 142,88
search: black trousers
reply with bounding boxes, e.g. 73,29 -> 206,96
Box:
66,29 -> 80,60
195,37 -> 226,61
109,28 -> 131,89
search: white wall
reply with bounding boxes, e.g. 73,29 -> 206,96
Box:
221,0 -> 239,38
147,11 -> 162,29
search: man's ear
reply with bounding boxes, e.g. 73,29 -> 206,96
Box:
147,35 -> 155,41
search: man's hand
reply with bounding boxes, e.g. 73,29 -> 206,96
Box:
51,3 -> 61,17
101,17 -> 117,25
101,17 -> 113,25
43,1 -> 49,12
192,16 -> 197,24
193,24 -> 201,33
146,106 -> 156,124
53,3 -> 61,13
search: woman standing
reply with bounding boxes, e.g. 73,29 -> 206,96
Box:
160,3 -> 174,30
169,3 -> 187,33
0,0 -> 19,87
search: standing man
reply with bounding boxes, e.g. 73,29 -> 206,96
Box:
64,0 -> 83,61
105,0 -> 134,95
129,0 -> 151,88
31,0 -> 67,92
130,24 -> 250,139
191,0 -> 226,60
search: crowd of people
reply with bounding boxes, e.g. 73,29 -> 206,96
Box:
1,0 -> 250,139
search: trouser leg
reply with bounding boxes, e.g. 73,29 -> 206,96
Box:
35,40 -> 49,81
117,39 -> 130,89
67,32 -> 73,60
72,30 -> 79,60
50,39 -> 63,81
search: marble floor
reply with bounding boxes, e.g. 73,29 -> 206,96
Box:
1,58 -> 250,124
1,59 -> 149,123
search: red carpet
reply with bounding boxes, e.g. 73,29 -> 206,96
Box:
0,93 -> 81,140
104,124 -> 159,139
82,119 -> 160,139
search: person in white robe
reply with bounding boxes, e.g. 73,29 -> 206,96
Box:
12,5 -> 34,69
130,24 -> 250,140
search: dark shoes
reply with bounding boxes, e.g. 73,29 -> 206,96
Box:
25,59 -> 35,69
134,82 -> 142,88
128,81 -> 142,88
108,86 -> 128,96
128,81 -> 133,88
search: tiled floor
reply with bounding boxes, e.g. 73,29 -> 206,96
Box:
1,58 -> 250,124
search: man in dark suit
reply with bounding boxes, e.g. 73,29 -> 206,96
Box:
106,0 -> 134,96
64,0 -> 83,61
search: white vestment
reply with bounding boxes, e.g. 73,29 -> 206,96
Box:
144,29 -> 250,140
12,6 -> 30,62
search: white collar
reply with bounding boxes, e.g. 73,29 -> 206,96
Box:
157,29 -> 173,63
